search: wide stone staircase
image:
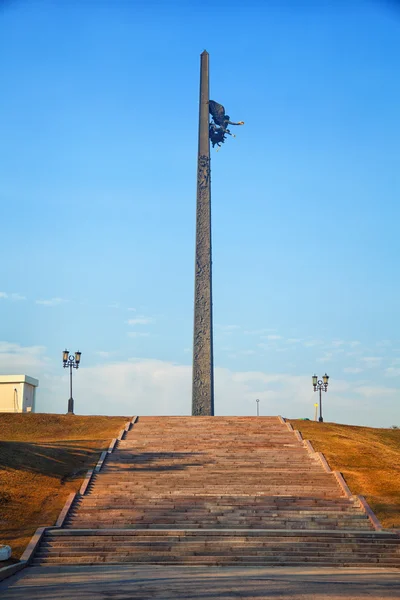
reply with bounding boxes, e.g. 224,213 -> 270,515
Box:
33,416 -> 400,566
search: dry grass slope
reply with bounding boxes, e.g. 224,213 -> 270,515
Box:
289,420 -> 400,529
0,413 -> 128,559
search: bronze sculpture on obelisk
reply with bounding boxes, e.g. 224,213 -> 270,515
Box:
192,51 -> 244,416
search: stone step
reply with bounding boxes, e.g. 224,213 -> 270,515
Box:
35,546 -> 400,566
68,514 -> 370,529
44,528 -> 400,540
71,507 -> 363,516
73,505 -> 358,513
67,519 -> 370,528
67,510 -> 368,519
43,539 -> 398,549
101,463 -> 324,468
71,503 -> 359,509
68,513 -> 364,522
85,490 -> 342,496
32,557 -> 400,567
32,552 -> 400,566
89,475 -> 338,480
77,496 -> 354,505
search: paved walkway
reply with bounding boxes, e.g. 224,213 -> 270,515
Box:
0,565 -> 399,599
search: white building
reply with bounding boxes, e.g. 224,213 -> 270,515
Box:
0,375 -> 38,413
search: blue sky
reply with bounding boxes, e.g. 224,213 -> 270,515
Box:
1,0 -> 400,426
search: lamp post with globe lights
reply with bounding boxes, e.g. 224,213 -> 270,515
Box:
312,373 -> 329,423
63,350 -> 82,414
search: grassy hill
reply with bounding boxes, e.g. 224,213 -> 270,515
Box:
0,413 -> 128,559
289,419 -> 400,529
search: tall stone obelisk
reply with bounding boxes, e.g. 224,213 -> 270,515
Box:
192,50 -> 214,416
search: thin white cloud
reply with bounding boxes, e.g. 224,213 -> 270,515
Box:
0,341 -> 49,372
127,307 -> 136,312
331,340 -> 361,349
355,385 -> 397,398
95,351 -> 115,358
244,328 -> 277,335
127,317 -> 154,326
264,335 -> 282,341
287,338 -> 301,344
36,298 -> 67,306
0,292 -> 25,300
385,367 -> 400,377
376,340 -> 392,348
303,340 -> 322,347
127,332 -> 150,338
361,357 -> 383,366
343,367 -> 364,374
317,352 -> 334,363
216,325 -> 240,331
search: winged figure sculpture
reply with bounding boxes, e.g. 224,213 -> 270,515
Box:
209,100 -> 244,148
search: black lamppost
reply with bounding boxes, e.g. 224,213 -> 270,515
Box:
312,373 -> 329,423
63,350 -> 82,414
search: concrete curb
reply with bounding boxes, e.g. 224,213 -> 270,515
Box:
94,450 -> 108,473
300,439 -> 331,474
0,561 -> 27,583
277,415 -> 286,424
117,417 -> 137,442
333,470 -> 353,499
286,422 -> 294,432
293,430 -> 303,442
357,495 -> 383,530
79,468 -> 94,495
19,527 -> 47,563
55,492 -> 78,527
108,439 -> 117,453
303,439 -> 316,454
316,452 -> 332,473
